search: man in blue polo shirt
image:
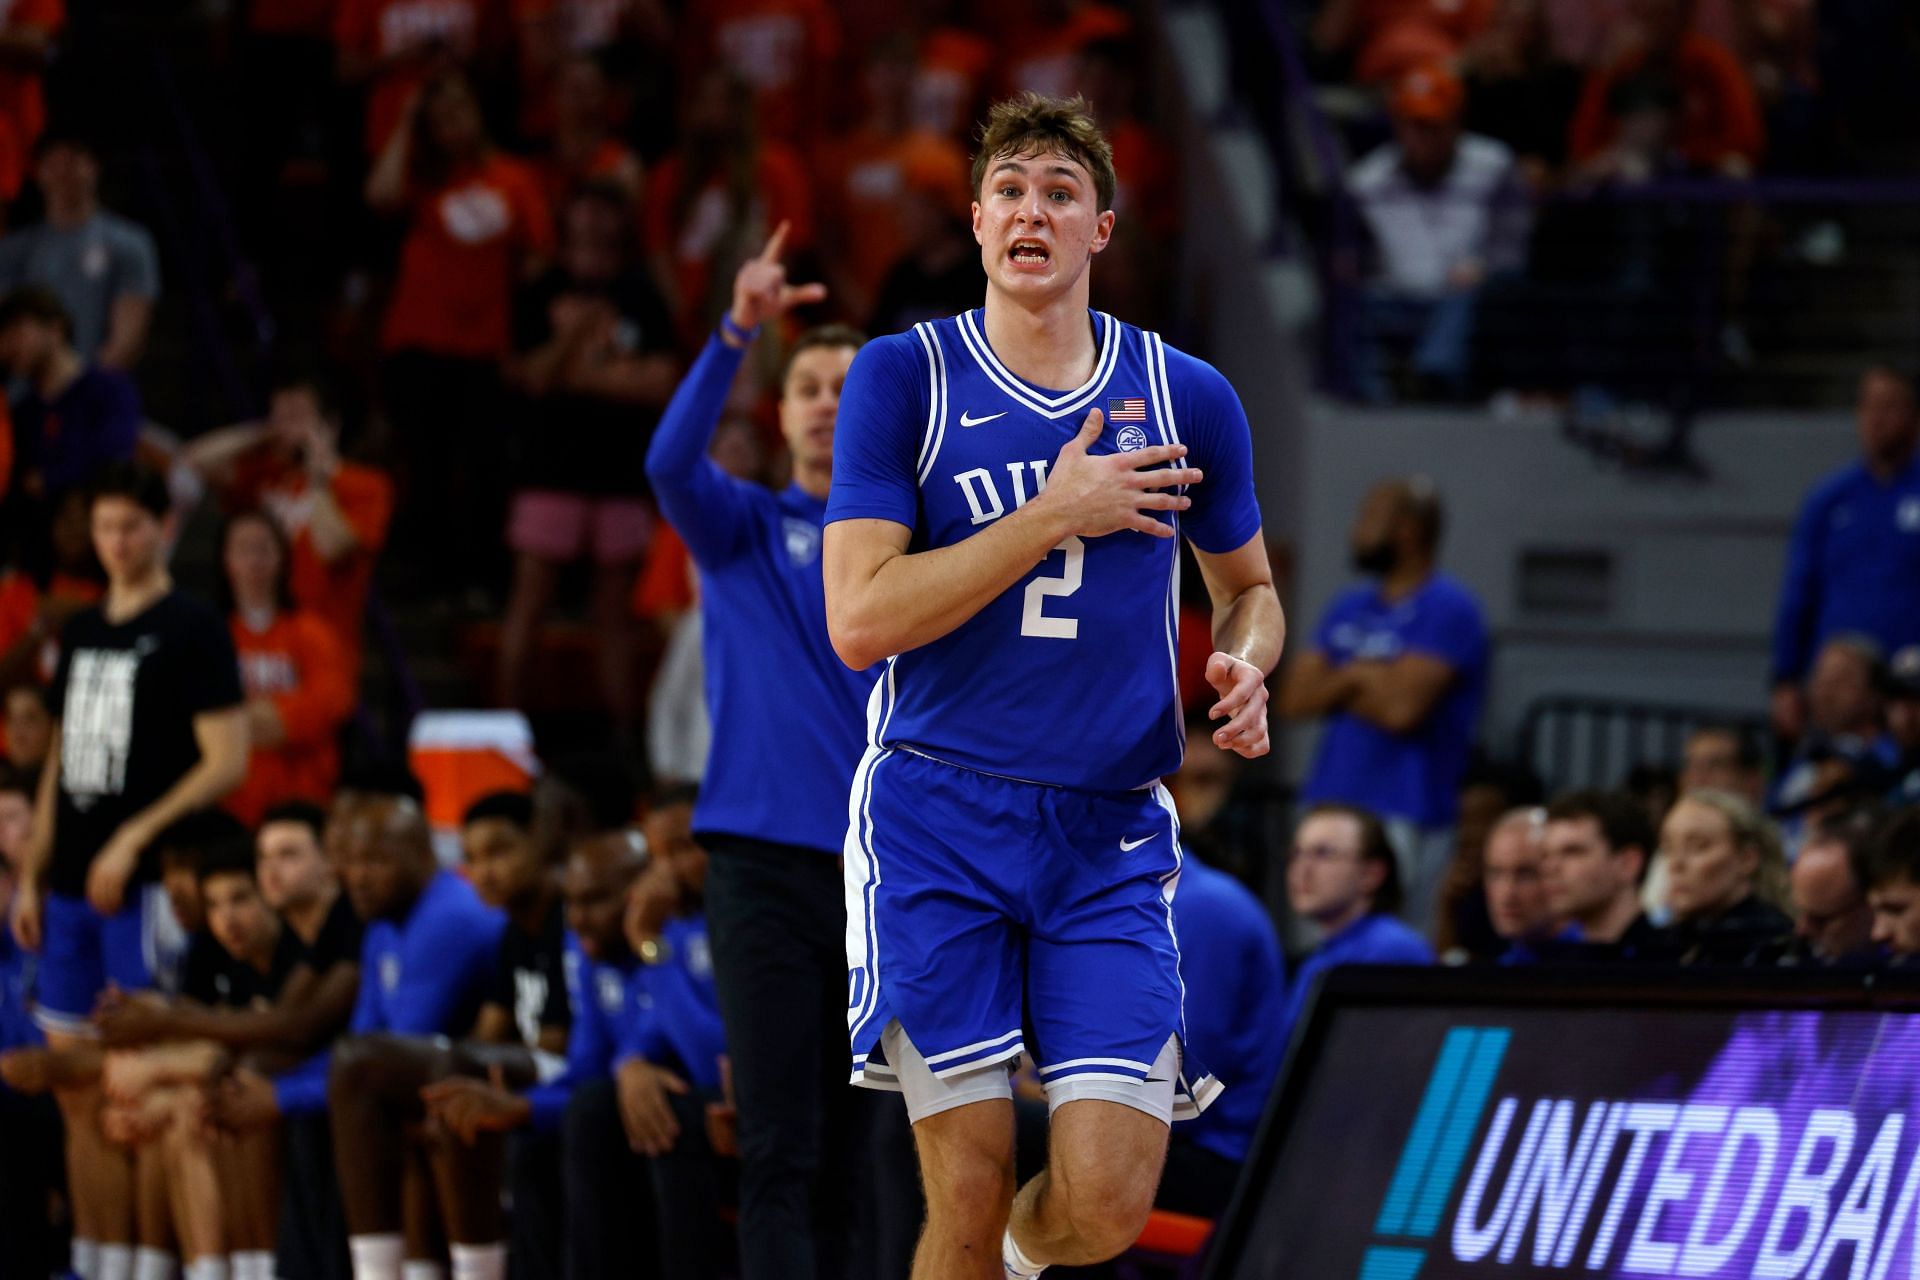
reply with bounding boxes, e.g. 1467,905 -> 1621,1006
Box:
643,226 -> 893,1280
1280,803 -> 1433,1038
1280,477 -> 1488,930
1772,365 -> 1920,741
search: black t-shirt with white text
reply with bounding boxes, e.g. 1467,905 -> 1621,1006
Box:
48,591 -> 244,898
487,895 -> 571,1048
188,924 -> 305,1009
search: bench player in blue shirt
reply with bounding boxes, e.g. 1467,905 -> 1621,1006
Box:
824,94 -> 1285,1279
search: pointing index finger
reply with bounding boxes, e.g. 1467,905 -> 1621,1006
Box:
758,220 -> 791,265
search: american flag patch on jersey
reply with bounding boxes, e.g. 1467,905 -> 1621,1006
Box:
1108,397 -> 1147,422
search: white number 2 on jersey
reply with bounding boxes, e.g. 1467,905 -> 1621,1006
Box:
1021,536 -> 1084,639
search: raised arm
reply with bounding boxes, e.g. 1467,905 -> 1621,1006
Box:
824,408 -> 1202,670
645,222 -> 825,564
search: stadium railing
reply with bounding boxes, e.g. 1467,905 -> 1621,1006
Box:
1514,693 -> 1768,796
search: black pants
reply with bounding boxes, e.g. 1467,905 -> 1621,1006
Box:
277,1113 -> 351,1280
506,1130 -> 563,1280
561,1079 -> 729,1280
0,1085 -> 63,1280
704,836 -> 919,1280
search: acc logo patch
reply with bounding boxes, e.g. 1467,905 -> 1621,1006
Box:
1116,425 -> 1149,453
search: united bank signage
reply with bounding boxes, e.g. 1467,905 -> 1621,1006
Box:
1217,997 -> 1920,1280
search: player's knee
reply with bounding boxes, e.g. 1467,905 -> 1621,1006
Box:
1059,1165 -> 1157,1259
923,1144 -> 1016,1236
326,1035 -> 386,1100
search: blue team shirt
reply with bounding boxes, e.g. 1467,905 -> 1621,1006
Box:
1170,859 -> 1287,1163
0,917 -> 41,1052
273,870 -> 504,1112
526,938 -> 639,1131
827,309 -> 1263,790
1280,911 -> 1434,1037
1300,573 -> 1488,827
646,334 -> 879,854
1772,456 -> 1920,683
618,914 -> 726,1093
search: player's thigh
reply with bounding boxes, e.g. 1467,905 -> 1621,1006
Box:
99,889 -> 159,994
852,751 -> 1031,1075
908,1094 -> 1018,1213
1023,825 -> 1186,1096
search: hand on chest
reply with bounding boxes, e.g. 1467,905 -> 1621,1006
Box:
936,399 -> 1167,530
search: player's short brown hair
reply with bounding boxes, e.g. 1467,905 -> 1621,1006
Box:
971,92 -> 1117,214
782,323 -> 866,390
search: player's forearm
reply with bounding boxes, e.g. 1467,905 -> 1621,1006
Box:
1277,662 -> 1356,720
1211,583 -> 1285,676
645,334 -> 745,487
123,749 -> 248,846
19,734 -> 61,886
827,503 -> 1072,669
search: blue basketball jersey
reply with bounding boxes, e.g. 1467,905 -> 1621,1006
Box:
827,309 -> 1263,791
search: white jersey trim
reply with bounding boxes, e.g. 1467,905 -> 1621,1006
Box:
913,323 -> 950,485
954,309 -> 1120,420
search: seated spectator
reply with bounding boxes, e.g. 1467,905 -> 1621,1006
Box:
367,67 -> 553,605
220,511 -> 355,826
0,131 -> 160,368
0,762 -> 61,1280
1435,759 -> 1544,961
1313,0 -> 1496,85
1891,647 -> 1920,805
1280,478 -> 1490,930
642,71 -> 815,346
1344,63 -> 1529,402
1281,804 -> 1434,1034
1458,0 -> 1583,184
325,790 -> 555,1280
498,179 -> 679,735
1771,634 -> 1902,820
99,834 -> 307,1280
420,820 -> 651,1278
5,684 -> 51,773
1159,846 -> 1286,1220
222,779 -> 496,1274
1679,723 -> 1765,806
0,0 -> 59,210
0,489 -> 105,694
1783,805 -> 1880,966
1538,789 -> 1663,957
0,285 -> 142,501
1000,0 -> 1132,98
187,373 -> 394,690
1867,809 -> 1920,965
1659,790 -> 1792,964
532,55 -> 644,217
1772,367 -> 1920,741
1568,0 -> 1763,178
1482,808 -> 1557,958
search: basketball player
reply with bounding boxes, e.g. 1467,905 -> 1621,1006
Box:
824,93 -> 1284,1278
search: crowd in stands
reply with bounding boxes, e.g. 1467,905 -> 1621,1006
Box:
0,1 -> 1915,1279
1292,0 -> 1920,404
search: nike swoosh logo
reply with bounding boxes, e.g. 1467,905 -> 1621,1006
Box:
959,410 -> 1008,427
1119,834 -> 1155,851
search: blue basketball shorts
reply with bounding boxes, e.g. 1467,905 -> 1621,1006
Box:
843,746 -> 1220,1121
34,889 -> 164,1036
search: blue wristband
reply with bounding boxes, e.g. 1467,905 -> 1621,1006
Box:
719,314 -> 760,347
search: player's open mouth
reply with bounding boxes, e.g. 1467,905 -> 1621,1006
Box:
1008,239 -> 1051,267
